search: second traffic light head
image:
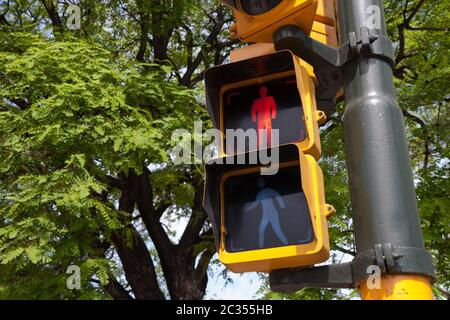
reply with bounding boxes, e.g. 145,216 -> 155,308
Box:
203,144 -> 334,273
222,0 -> 319,43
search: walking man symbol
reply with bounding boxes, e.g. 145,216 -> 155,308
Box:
244,177 -> 288,248
251,86 -> 277,147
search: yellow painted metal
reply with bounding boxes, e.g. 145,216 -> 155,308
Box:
311,21 -> 338,48
230,43 -> 275,63
226,0 -> 339,102
218,153 -> 331,273
227,0 -> 336,46
213,43 -> 336,274
228,23 -> 338,102
229,44 -> 315,83
219,56 -> 322,160
231,0 -> 318,43
360,275 -> 434,300
315,0 -> 336,27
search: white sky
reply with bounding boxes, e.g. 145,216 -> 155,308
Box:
205,257 -> 263,300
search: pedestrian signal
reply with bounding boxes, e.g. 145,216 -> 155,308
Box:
224,165 -> 313,253
205,50 -> 325,160
203,144 -> 334,273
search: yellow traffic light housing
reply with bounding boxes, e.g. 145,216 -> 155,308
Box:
203,144 -> 334,273
314,0 -> 336,27
204,8 -> 337,273
205,50 -> 323,160
223,0 -> 319,43
228,0 -> 337,62
204,50 -> 335,273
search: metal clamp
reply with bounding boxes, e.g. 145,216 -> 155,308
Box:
346,28 -> 395,69
270,243 -> 435,293
351,244 -> 435,286
273,25 -> 396,115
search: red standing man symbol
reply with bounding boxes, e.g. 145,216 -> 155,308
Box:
251,86 -> 277,147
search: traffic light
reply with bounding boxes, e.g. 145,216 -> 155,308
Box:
229,2 -> 337,63
203,50 -> 334,273
205,50 -> 325,160
222,0 -> 319,43
204,144 -> 334,273
226,0 -> 340,114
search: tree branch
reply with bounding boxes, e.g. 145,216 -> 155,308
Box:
405,0 -> 427,25
132,168 -> 174,259
110,172 -> 165,300
195,248 -> 215,275
179,186 -> 207,250
135,0 -> 150,62
405,26 -> 450,32
0,0 -> 11,26
395,0 -> 431,65
150,0 -> 175,61
104,278 -> 134,300
180,7 -> 226,87
435,286 -> 450,300
334,245 -> 356,257
401,108 -> 431,170
40,0 -> 64,35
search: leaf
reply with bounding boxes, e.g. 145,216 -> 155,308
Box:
1,247 -> 24,264
25,247 -> 42,264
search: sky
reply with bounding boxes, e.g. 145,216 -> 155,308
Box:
205,256 -> 263,300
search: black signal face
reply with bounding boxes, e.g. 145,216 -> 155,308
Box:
240,0 -> 283,15
222,75 -> 307,154
223,164 -> 314,253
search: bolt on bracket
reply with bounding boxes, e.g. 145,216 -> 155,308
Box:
270,243 -> 435,293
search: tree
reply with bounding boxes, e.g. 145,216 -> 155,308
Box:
0,0 -> 236,300
0,0 -> 448,300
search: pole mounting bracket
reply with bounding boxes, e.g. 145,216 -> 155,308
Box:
269,244 -> 435,293
273,25 -> 395,116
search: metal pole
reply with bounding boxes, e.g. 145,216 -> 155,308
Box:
336,0 -> 433,299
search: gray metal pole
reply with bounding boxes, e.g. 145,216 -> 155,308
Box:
337,0 -> 426,256
269,1 -> 435,293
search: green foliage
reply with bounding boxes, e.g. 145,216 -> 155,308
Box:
386,0 -> 450,299
0,0 -> 448,300
0,32 -> 199,299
